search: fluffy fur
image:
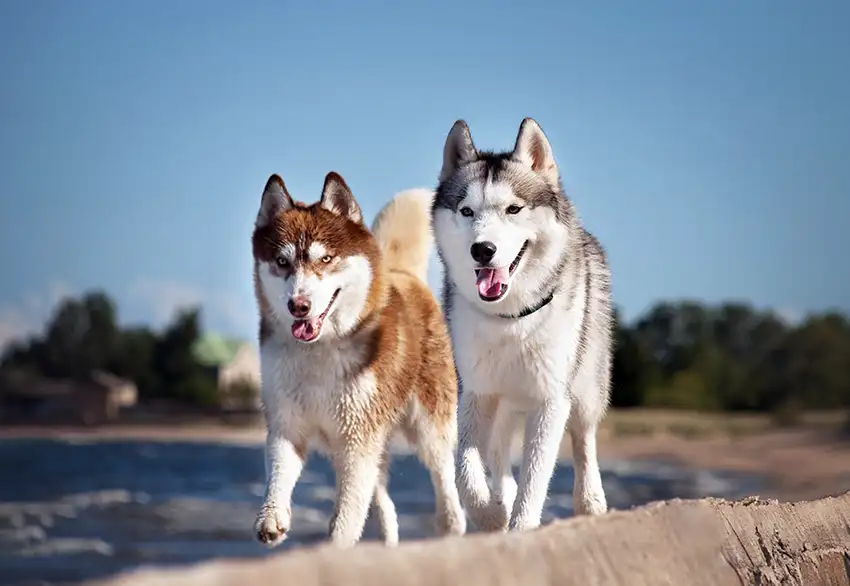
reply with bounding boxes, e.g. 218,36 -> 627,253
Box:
252,172 -> 465,548
432,118 -> 613,532
371,187 -> 434,282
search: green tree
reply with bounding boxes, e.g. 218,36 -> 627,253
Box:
36,290 -> 120,379
748,313 -> 850,411
611,308 -> 659,407
110,326 -> 160,398
153,308 -> 219,406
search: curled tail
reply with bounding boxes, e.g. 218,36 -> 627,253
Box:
371,188 -> 434,282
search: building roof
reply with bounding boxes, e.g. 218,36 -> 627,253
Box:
191,333 -> 249,367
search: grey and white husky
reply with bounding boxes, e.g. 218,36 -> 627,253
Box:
431,117 -> 613,532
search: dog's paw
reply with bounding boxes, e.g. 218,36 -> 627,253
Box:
574,493 -> 608,516
467,500 -> 509,533
436,508 -> 467,537
254,505 -> 291,547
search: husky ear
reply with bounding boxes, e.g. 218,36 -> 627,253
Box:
512,117 -> 560,185
319,172 -> 363,224
439,120 -> 478,183
256,174 -> 294,228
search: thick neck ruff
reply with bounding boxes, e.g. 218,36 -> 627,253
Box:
497,288 -> 557,320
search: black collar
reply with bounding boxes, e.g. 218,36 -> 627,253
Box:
498,289 -> 557,319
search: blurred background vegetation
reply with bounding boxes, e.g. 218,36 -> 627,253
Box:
0,291 -> 222,408
1,289 -> 849,420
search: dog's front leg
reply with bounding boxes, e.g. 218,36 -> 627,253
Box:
487,400 -> 518,528
509,397 -> 570,531
457,391 -> 508,531
329,446 -> 382,547
255,428 -> 307,547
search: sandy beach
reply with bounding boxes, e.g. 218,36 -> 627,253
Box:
4,409 -> 849,585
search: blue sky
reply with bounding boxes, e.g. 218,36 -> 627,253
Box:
1,0 -> 848,346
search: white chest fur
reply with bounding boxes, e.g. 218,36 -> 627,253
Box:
448,292 -> 584,408
259,337 -> 376,450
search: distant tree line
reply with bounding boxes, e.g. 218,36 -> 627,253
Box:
611,301 -> 850,416
1,290 -> 849,414
0,291 -> 220,406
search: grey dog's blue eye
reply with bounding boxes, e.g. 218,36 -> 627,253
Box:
459,207 -> 473,217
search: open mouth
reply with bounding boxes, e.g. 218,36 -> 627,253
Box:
291,289 -> 341,342
474,241 -> 528,302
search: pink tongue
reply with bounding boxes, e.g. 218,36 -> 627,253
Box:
476,267 -> 510,298
291,318 -> 321,341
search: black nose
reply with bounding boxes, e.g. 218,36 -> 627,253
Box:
470,241 -> 497,264
287,296 -> 311,318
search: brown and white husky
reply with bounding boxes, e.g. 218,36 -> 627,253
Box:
251,171 -> 466,548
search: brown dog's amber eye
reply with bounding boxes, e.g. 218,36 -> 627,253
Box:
275,256 -> 289,268
321,255 -> 333,263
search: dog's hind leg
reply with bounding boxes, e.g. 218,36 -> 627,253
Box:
569,414 -> 607,516
408,406 -> 466,538
371,443 -> 399,546
568,355 -> 610,516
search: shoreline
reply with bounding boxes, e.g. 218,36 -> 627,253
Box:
3,410 -> 850,503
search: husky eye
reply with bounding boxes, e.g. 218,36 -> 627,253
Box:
506,205 -> 523,215
321,255 -> 333,263
459,206 -> 474,217
275,256 -> 289,268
